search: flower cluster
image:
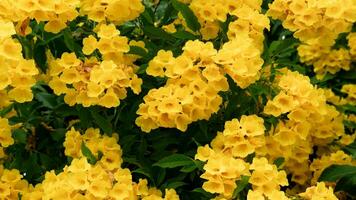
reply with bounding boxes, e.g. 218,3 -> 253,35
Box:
199,153 -> 250,198
310,150 -> 355,184
0,20 -> 39,105
136,40 -> 228,132
64,127 -> 123,171
247,157 -> 289,200
47,23 -> 142,108
167,1 -> 269,87
80,0 -> 144,25
195,115 -> 266,198
195,112 -> 348,199
20,157 -> 179,200
324,84 -> 356,106
5,127 -> 180,200
214,35 -> 265,88
261,69 -> 345,185
48,26 -> 142,108
0,0 -> 79,34
267,0 -> 356,78
0,167 -> 30,199
299,182 -> 338,200
182,0 -> 268,40
298,43 -> 352,79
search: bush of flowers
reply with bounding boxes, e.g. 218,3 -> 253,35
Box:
0,0 -> 355,199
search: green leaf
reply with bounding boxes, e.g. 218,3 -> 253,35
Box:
0,105 -> 13,117
338,104 -> 356,114
132,167 -> 155,183
129,46 -> 148,58
343,141 -> 356,159
344,120 -> 356,129
232,176 -> 250,199
90,109 -> 113,135
269,38 -> 298,57
76,105 -> 92,128
35,92 -> 57,109
12,129 -> 28,144
273,157 -> 285,168
143,26 -> 175,41
63,28 -> 83,57
153,154 -> 195,168
50,128 -> 66,142
81,142 -> 97,165
180,163 -> 197,172
191,188 -> 214,198
171,30 -> 199,40
141,7 -> 154,24
319,165 -> 356,182
335,175 -> 356,196
33,43 -> 47,72
164,181 -> 187,189
137,64 -> 148,74
171,0 -> 200,32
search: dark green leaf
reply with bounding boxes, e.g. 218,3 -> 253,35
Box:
180,163 -> 197,172
81,142 -> 97,164
35,92 -> 57,109
191,188 -> 214,198
343,141 -> 356,159
319,165 -> 356,182
129,46 -> 148,58
344,120 -> 356,129
335,175 -> 356,196
232,176 -> 250,199
273,157 -> 285,168
164,181 -> 187,189
171,0 -> 200,32
143,26 -> 175,41
33,43 -> 47,72
63,29 -> 83,57
153,154 -> 195,168
90,109 -> 113,134
172,30 -> 198,40
0,105 -> 13,117
12,129 -> 28,144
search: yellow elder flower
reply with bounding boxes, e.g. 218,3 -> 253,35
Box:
249,157 -> 288,196
82,35 -> 97,55
0,118 -> 14,147
341,84 -> 356,105
81,0 -> 144,25
87,179 -> 111,198
299,182 -> 338,200
247,190 -> 265,200
138,40 -> 228,132
0,21 -> 16,37
267,0 -> 354,78
48,49 -> 141,108
44,19 -> 67,34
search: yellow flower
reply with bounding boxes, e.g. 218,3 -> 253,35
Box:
44,19 -> 66,33
0,20 -> 16,37
88,179 -> 111,198
299,182 -> 338,200
99,88 -> 120,108
8,88 -> 33,103
82,35 -> 97,55
0,182 -> 11,198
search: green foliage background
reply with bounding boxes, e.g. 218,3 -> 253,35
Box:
1,0 -> 356,199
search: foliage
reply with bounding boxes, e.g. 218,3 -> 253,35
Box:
0,0 -> 355,200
